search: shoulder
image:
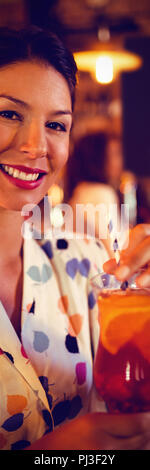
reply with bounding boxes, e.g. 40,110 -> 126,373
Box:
70,182 -> 118,205
89,183 -> 119,204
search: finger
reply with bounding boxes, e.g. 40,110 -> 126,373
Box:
121,224 -> 150,256
103,225 -> 150,273
93,411 -> 150,437
113,431 -> 150,451
114,237 -> 150,281
136,267 -> 150,288
103,431 -> 150,450
90,412 -> 150,450
103,258 -> 118,274
104,225 -> 150,272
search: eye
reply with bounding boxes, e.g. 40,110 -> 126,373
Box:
46,121 -> 66,132
0,110 -> 22,121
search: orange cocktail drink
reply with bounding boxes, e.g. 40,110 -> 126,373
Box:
94,289 -> 150,413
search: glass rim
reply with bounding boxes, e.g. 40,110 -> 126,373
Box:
90,271 -> 150,294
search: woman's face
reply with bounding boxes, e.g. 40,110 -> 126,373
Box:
0,60 -> 72,211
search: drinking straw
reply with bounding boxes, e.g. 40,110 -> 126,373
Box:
108,219 -> 120,265
112,237 -> 120,265
108,219 -> 128,290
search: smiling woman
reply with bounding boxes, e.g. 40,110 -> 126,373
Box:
0,26 -> 150,453
0,59 -> 73,210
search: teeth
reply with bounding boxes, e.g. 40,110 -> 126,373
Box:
13,169 -> 19,178
1,164 -> 39,181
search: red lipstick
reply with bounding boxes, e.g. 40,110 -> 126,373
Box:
0,164 -> 47,190
2,164 -> 47,174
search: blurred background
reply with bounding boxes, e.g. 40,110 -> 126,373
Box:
1,0 -> 150,229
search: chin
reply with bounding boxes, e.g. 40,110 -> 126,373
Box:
0,194 -> 45,212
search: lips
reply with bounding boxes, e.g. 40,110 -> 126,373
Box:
0,163 -> 48,190
2,164 -> 47,174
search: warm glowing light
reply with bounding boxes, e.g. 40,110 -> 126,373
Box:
74,50 -> 142,83
125,361 -> 131,382
96,56 -> 113,84
48,184 -> 64,205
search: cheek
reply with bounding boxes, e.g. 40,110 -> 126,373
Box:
49,139 -> 70,171
0,125 -> 16,151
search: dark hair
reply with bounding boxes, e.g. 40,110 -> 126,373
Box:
0,26 -> 77,110
65,131 -> 110,200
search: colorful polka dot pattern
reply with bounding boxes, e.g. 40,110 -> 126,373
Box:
0,235 -> 108,449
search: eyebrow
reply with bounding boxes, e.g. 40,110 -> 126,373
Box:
52,110 -> 72,117
0,94 -> 72,116
0,94 -> 29,108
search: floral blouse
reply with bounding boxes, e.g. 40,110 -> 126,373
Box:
0,233 -> 108,450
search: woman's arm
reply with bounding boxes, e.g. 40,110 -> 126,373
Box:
28,411 -> 150,450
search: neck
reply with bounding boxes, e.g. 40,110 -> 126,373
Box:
0,207 -> 23,265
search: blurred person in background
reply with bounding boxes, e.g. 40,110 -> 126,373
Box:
64,131 -> 123,255
104,133 -> 124,193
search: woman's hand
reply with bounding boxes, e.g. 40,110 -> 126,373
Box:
103,224 -> 150,287
29,411 -> 150,450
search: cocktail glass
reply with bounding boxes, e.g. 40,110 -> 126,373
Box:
91,272 -> 150,413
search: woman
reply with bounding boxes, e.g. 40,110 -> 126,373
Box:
0,27 -> 150,451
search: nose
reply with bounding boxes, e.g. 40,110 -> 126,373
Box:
19,119 -> 47,159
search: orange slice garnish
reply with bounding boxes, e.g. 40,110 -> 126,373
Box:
99,292 -> 150,355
